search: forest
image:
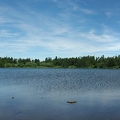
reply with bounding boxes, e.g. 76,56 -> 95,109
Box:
0,55 -> 120,69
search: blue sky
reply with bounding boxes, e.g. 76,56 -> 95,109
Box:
0,0 -> 120,60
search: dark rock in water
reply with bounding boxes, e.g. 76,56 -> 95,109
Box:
67,101 -> 77,104
12,97 -> 14,99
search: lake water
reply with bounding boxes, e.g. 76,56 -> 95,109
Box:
0,68 -> 120,120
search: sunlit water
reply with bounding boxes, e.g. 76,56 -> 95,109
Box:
0,68 -> 120,120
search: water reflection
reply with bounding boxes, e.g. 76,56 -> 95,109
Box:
0,68 -> 120,120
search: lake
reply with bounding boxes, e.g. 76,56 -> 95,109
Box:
0,68 -> 120,120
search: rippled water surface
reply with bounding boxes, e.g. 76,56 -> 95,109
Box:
0,68 -> 120,120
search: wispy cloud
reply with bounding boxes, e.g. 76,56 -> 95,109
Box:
106,12 -> 112,18
81,9 -> 95,14
83,30 -> 118,43
0,30 -> 19,38
0,0 -> 120,59
52,0 -> 59,2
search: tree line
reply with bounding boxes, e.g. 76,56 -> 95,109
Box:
0,55 -> 120,68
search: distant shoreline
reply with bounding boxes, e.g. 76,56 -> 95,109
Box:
0,55 -> 120,69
